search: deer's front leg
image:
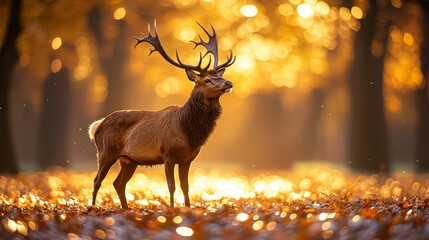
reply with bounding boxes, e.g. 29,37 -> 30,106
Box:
164,161 -> 175,207
179,162 -> 191,207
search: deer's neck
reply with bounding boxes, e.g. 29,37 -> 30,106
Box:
180,91 -> 222,148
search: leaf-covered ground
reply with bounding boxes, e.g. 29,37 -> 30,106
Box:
1,163 -> 428,239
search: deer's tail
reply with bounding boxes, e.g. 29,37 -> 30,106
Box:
88,118 -> 105,141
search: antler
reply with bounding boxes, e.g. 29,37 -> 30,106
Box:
133,20 -> 211,74
133,20 -> 235,73
191,23 -> 236,71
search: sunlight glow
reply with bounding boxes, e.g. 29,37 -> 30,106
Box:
240,4 -> 258,17
235,54 -> 254,71
90,75 -> 107,104
278,3 -> 293,16
0,162 -> 428,239
73,37 -> 92,81
155,77 -> 181,98
297,3 -> 314,18
178,27 -> 196,42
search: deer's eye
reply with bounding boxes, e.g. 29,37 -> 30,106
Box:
205,79 -> 213,84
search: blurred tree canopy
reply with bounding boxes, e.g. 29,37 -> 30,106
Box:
0,0 -> 428,174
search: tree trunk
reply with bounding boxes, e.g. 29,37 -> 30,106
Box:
349,2 -> 390,173
87,6 -> 129,115
37,68 -> 72,169
237,90 -> 291,169
415,2 -> 429,173
299,88 -> 325,160
0,0 -> 22,174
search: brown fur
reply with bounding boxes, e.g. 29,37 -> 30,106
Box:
89,69 -> 232,208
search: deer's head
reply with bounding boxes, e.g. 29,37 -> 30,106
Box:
134,21 -> 235,99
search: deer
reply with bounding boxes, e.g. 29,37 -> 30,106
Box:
88,20 -> 235,209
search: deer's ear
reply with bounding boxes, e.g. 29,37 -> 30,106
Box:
216,68 -> 225,77
185,69 -> 198,82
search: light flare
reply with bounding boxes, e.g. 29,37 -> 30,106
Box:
240,4 -> 258,17
297,3 -> 314,18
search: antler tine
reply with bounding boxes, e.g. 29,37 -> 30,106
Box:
196,51 -> 213,72
202,54 -> 212,71
175,49 -> 212,73
191,22 -> 219,68
134,20 -> 213,73
133,21 -> 154,49
215,50 -> 236,70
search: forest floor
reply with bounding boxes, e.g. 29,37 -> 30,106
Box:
1,163 -> 428,239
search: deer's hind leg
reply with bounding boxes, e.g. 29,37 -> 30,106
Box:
113,156 -> 138,209
92,150 -> 118,206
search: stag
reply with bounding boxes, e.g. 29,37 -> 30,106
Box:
88,20 -> 235,209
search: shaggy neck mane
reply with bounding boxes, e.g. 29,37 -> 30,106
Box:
180,90 -> 222,148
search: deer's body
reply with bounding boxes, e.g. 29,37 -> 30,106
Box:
89,90 -> 222,208
90,91 -> 221,167
89,21 -> 234,209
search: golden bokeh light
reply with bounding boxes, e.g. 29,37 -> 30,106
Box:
391,0 -> 402,8
177,27 -> 196,42
113,7 -> 126,20
176,226 -> 194,237
73,37 -> 92,81
297,3 -> 314,18
235,54 -> 255,71
266,221 -> 277,231
316,2 -> 330,15
155,77 -> 181,98
403,32 -> 414,46
236,212 -> 249,222
173,216 -> 183,224
240,4 -> 258,18
50,58 -> 62,73
120,0 -> 422,105
51,37 -> 62,50
321,221 -> 331,230
94,229 -> 106,239
278,3 -> 293,16
157,216 -> 167,223
252,220 -> 264,231
385,95 -> 402,113
2,163 -> 426,237
352,215 -> 360,223
173,0 -> 197,8
92,75 -> 108,103
351,6 -> 363,19
383,3 -> 423,105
